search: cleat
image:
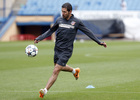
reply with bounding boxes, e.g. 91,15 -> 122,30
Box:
73,68 -> 80,80
39,89 -> 45,98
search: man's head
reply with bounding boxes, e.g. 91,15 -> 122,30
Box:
61,3 -> 72,20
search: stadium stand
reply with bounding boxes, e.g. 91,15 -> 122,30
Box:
1,0 -> 140,41
18,0 -> 140,16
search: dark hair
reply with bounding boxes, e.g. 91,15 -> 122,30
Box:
62,2 -> 72,12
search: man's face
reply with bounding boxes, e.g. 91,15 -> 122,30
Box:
62,8 -> 71,20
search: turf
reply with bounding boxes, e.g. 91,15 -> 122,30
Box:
0,40 -> 140,100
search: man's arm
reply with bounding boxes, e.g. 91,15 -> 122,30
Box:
34,20 -> 59,43
78,20 -> 107,48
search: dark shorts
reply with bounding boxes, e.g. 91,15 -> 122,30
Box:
54,48 -> 72,66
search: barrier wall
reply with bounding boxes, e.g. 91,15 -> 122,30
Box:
0,16 -> 54,41
123,18 -> 140,40
77,19 -> 125,39
73,10 -> 140,40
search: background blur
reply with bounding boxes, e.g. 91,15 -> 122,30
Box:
0,0 -> 140,42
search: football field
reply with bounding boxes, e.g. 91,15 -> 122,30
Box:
0,40 -> 140,100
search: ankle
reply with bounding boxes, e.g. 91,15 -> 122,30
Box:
44,88 -> 48,94
72,68 -> 76,74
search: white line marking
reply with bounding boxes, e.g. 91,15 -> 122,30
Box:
0,91 -> 140,94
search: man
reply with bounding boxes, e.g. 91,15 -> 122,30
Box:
34,2 -> 107,98
121,0 -> 127,10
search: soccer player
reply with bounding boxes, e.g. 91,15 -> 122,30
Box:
34,2 -> 107,98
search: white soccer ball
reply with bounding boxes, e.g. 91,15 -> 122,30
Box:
25,44 -> 38,57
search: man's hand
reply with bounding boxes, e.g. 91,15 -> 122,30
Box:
100,42 -> 107,48
34,39 -> 40,44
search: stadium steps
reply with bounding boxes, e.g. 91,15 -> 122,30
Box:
0,16 -> 16,40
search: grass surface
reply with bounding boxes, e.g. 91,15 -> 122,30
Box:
0,40 -> 140,100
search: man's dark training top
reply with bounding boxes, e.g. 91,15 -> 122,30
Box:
35,14 -> 102,52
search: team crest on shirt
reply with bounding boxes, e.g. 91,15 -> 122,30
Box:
71,21 -> 76,25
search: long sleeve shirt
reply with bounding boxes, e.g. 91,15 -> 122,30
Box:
35,14 -> 102,51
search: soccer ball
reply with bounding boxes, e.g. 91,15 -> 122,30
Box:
25,44 -> 38,57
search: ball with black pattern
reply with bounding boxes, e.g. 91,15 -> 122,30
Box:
25,44 -> 38,57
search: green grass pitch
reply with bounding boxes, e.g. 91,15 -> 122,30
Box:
0,40 -> 140,100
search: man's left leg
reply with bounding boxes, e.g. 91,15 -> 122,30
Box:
62,65 -> 80,80
39,64 -> 62,98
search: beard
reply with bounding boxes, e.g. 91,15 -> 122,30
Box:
63,14 -> 69,19
62,12 -> 70,19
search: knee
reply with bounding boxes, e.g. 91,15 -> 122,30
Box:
53,64 -> 61,75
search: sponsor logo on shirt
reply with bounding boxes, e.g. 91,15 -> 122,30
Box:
59,24 -> 74,29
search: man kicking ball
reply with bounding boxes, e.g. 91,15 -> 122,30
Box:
34,2 -> 107,98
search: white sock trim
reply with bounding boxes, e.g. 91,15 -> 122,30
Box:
44,88 -> 48,94
72,69 -> 76,74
